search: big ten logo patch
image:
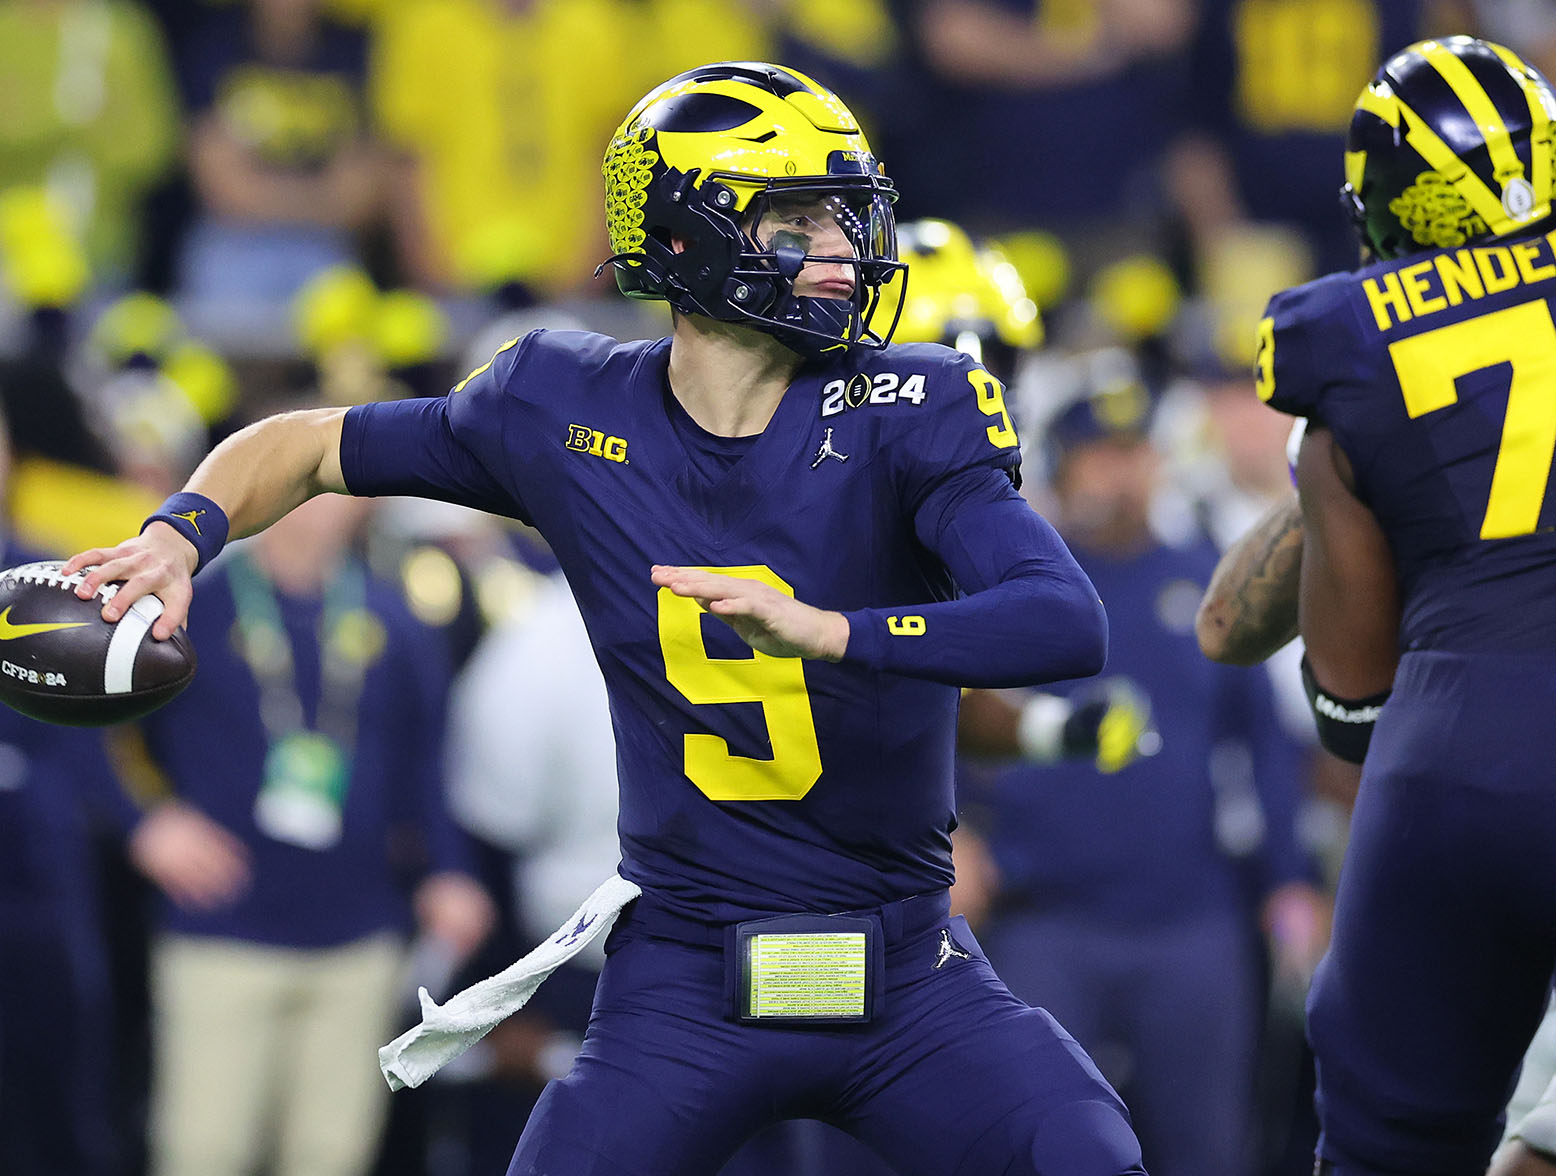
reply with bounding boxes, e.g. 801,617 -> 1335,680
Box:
565,424 -> 629,463
821,371 -> 927,418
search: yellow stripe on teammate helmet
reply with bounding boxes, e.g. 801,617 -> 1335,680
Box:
1355,81 -> 1401,128
1395,94 -> 1509,228
1419,40 -> 1526,187
1488,42 -> 1554,210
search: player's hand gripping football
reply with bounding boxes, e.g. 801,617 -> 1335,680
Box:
651,566 -> 850,661
63,521 -> 197,641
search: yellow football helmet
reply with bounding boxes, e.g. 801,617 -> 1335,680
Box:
874,219 -> 1041,381
600,62 -> 904,358
1343,36 -> 1556,259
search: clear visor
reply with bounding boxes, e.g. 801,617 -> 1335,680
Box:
744,185 -> 898,278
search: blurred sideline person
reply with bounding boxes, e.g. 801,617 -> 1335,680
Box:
1168,0 -> 1454,279
125,492 -> 493,1176
67,64 -> 1150,1175
369,0 -> 642,294
964,378 -> 1323,1176
0,0 -> 179,279
878,219 -> 1153,799
882,0 -> 1194,275
1242,36 -> 1556,1176
0,412 -> 139,1176
176,0 -> 385,307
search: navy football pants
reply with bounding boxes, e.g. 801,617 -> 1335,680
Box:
507,894 -> 1145,1176
1309,651 -> 1556,1175
985,907 -> 1259,1176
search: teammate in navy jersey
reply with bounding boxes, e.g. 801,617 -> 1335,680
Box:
1217,36 -> 1556,1176
64,63 -> 1147,1175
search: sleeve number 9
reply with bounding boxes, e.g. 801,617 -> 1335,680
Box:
970,369 -> 1019,450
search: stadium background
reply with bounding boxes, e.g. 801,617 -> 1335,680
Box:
1,1 -> 1550,1175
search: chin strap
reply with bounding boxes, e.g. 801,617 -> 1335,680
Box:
760,293 -> 867,360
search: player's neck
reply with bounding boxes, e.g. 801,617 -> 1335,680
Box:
667,314 -> 803,437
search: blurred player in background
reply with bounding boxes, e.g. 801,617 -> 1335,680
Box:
175,0 -> 385,308
66,63 -> 1150,1175
883,0 -> 1194,279
964,373 -> 1322,1176
1234,35 -> 1556,1176
0,408 -> 141,1176
125,491 -> 493,1176
875,218 -> 1152,790
1169,0 -> 1456,280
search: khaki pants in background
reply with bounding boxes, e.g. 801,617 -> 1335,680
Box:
149,932 -> 405,1176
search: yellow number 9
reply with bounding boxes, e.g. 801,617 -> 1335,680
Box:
969,369 -> 1019,449
658,565 -> 823,801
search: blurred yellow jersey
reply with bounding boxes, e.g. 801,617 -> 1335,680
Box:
8,457 -> 160,557
371,0 -> 639,292
371,0 -> 777,293
630,0 -> 772,85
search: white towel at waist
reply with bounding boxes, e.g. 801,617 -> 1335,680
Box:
378,873 -> 641,1091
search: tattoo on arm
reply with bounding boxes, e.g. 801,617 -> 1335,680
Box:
1196,494 -> 1303,665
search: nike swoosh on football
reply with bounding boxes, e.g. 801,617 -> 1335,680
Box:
0,607 -> 90,640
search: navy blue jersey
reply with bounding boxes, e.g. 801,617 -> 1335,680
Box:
341,330 -> 1103,925
1258,226 -> 1556,653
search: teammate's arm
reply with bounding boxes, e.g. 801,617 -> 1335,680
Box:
1295,424 -> 1400,698
63,409 -> 348,638
1196,491 -> 1303,665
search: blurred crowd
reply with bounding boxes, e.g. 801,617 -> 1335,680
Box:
3,1 -> 1556,1175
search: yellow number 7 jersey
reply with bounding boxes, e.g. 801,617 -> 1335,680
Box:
1257,225 -> 1556,653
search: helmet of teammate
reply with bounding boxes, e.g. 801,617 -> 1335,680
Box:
1342,36 -> 1556,261
872,219 -> 1041,383
600,61 -> 905,360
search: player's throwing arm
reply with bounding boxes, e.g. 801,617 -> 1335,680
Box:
63,408 -> 351,639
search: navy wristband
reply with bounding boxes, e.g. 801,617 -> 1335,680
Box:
142,492 -> 229,575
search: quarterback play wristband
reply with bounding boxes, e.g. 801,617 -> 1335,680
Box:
142,492 -> 229,575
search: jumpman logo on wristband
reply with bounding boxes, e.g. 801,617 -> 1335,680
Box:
171,509 -> 206,536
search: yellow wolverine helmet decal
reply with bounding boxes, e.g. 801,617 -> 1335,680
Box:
1343,36 -> 1556,260
599,62 -> 905,359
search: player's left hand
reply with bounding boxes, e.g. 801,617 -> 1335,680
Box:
651,565 -> 850,660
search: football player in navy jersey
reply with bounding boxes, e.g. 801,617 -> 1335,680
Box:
1201,36 -> 1556,1176
64,63 -> 1148,1176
